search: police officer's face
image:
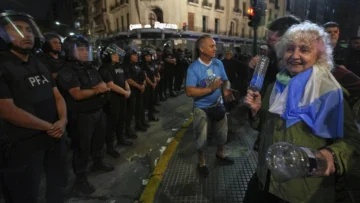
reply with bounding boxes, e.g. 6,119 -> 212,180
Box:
225,52 -> 233,60
130,54 -> 138,62
350,39 -> 360,51
145,55 -> 152,62
111,53 -> 120,63
325,27 -> 339,46
50,38 -> 61,52
5,21 -> 34,49
200,38 -> 216,58
76,46 -> 89,62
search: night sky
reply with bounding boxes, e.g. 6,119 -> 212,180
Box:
0,0 -> 51,20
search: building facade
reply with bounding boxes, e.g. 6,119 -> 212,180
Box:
88,0 -> 286,54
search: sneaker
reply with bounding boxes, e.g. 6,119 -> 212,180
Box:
198,165 -> 209,177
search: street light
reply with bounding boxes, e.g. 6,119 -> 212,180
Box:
69,32 -> 75,36
55,21 -> 69,27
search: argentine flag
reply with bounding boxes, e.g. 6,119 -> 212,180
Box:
269,65 -> 344,139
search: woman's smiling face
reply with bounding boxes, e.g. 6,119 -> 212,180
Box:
283,40 -> 318,75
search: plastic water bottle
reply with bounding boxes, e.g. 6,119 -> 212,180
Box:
266,142 -> 328,183
248,55 -> 270,92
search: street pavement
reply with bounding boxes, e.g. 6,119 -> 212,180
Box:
153,104 -> 360,203
0,92 -> 193,203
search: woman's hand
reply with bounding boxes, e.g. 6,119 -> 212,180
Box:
319,149 -> 336,176
244,90 -> 262,117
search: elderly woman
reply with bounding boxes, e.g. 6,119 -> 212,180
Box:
243,22 -> 360,203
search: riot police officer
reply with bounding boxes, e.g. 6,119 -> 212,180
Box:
0,10 -> 68,203
40,32 -> 65,79
99,44 -> 132,159
163,45 -> 177,97
124,48 -> 149,136
142,48 -> 160,121
156,48 -> 166,101
57,35 -> 114,194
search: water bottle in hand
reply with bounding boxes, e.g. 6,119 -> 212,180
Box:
266,142 -> 328,183
249,55 -> 270,92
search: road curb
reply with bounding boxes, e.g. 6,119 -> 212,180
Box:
139,115 -> 193,203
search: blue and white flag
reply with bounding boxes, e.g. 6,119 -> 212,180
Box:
269,65 -> 344,139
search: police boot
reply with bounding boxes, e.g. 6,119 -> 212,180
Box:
135,122 -> 147,132
125,128 -> 138,139
106,145 -> 120,158
152,108 -> 160,113
141,121 -> 151,128
117,133 -> 133,146
148,114 -> 159,122
92,160 -> 115,173
73,175 -> 96,195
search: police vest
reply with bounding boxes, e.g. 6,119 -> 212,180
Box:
0,53 -> 58,141
65,62 -> 106,113
144,63 -> 156,83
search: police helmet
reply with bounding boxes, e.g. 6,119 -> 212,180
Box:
0,10 -> 44,52
123,46 -> 139,63
100,43 -> 125,64
63,34 -> 93,62
142,47 -> 157,62
42,32 -> 62,54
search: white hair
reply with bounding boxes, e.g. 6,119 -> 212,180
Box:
275,21 -> 334,71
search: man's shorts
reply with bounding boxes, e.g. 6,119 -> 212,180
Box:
193,107 -> 228,150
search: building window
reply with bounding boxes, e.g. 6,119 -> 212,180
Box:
215,18 -> 220,34
149,13 -> 156,27
275,0 -> 279,9
269,9 -> 273,21
188,12 -> 195,31
241,25 -> 245,38
116,18 -> 119,32
202,16 -> 208,32
229,22 -> 235,36
126,13 -> 130,30
121,16 -> 124,31
286,0 -> 291,11
242,2 -> 247,16
235,0 -> 239,8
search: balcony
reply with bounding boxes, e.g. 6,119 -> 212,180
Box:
110,1 -> 121,13
202,1 -> 212,9
188,0 -> 199,4
120,0 -> 129,5
95,24 -> 106,32
75,5 -> 83,12
233,7 -> 241,13
215,4 -> 224,12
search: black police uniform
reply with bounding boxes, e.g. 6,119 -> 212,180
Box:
0,52 -> 67,203
57,61 -> 107,177
163,50 -> 176,96
39,53 -> 65,78
174,50 -> 189,92
143,61 -> 159,120
156,53 -> 167,100
98,63 -> 131,147
124,61 -> 147,133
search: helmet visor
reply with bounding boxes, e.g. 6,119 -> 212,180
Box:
71,43 -> 93,62
0,14 -> 43,50
104,44 -> 125,63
